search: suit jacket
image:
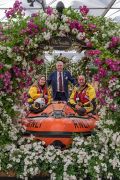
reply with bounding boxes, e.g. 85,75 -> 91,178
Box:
47,70 -> 76,100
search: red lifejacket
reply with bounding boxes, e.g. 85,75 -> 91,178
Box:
74,85 -> 89,104
37,85 -> 48,104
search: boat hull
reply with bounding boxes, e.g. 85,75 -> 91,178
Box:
21,102 -> 99,147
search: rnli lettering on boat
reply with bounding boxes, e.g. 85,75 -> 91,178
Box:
73,119 -> 90,128
27,121 -> 42,128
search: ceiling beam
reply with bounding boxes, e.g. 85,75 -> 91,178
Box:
0,7 -> 120,10
101,0 -> 117,16
48,0 -> 57,6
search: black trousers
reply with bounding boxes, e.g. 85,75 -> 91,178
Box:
54,92 -> 67,101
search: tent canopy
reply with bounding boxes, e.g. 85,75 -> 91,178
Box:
0,0 -> 120,22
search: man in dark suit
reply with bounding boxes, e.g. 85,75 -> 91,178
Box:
47,61 -> 76,101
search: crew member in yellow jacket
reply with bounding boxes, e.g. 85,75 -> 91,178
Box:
28,75 -> 51,112
69,75 -> 96,115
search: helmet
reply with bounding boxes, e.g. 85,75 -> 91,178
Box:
34,98 -> 45,109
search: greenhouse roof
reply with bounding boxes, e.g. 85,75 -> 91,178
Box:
0,0 -> 120,22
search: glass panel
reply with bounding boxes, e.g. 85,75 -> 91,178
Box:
0,10 -> 7,21
112,0 -> 120,7
89,9 -> 106,16
105,9 -> 119,18
46,0 -> 72,8
112,11 -> 120,22
0,0 -> 43,20
105,0 -> 120,22
0,0 -> 15,8
105,9 -> 120,22
45,0 -> 113,16
25,9 -> 40,17
46,0 -> 112,8
21,0 -> 43,8
0,0 -> 119,20
0,0 -> 43,8
71,0 -> 111,8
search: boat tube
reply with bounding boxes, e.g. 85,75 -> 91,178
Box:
21,101 -> 99,148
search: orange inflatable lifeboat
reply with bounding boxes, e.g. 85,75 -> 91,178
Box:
21,101 -> 99,148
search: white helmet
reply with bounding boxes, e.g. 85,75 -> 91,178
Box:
34,98 -> 45,108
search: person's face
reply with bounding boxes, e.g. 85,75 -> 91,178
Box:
56,63 -> 63,72
78,76 -> 86,86
38,77 -> 46,86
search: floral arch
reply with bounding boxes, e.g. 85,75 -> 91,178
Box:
0,1 -> 120,179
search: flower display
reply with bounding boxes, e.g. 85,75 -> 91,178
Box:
5,0 -> 24,18
0,1 -> 120,179
0,109 -> 120,180
79,5 -> 89,16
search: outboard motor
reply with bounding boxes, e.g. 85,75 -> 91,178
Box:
51,140 -> 66,149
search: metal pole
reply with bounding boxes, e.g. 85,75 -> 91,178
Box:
46,64 -> 47,79
44,57 -> 48,79
102,0 -> 117,16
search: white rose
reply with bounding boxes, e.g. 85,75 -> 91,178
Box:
102,34 -> 106,38
16,56 -> 22,62
50,14 -> 56,21
43,32 -> 51,40
16,158 -> 20,163
52,23 -> 58,31
5,64 -> 12,69
72,28 -> 78,34
57,31 -> 66,37
42,12 -> 47,19
61,15 -> 69,22
84,38 -> 89,43
0,46 -> 7,51
34,44 -> 38,48
29,167 -> 33,173
76,33 -> 84,40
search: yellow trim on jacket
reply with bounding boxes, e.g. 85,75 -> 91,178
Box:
28,86 -> 51,104
69,83 -> 96,106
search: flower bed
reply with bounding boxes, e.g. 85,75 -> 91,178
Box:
0,111 -> 120,180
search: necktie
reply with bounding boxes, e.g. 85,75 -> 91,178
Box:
59,72 -> 63,92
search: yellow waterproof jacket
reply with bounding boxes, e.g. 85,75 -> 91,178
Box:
28,85 -> 51,104
69,83 -> 96,106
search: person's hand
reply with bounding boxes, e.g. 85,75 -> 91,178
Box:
44,95 -> 48,99
39,93 -> 43,98
78,102 -> 83,106
75,104 -> 81,110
